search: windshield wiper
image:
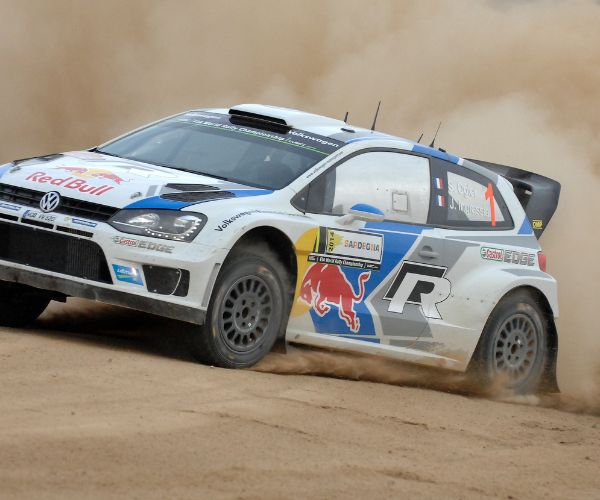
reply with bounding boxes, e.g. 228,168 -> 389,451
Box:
175,169 -> 235,182
90,147 -> 121,159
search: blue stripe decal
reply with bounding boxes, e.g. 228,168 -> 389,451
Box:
411,144 -> 460,164
345,136 -> 403,145
0,163 -> 13,179
124,189 -> 273,210
518,218 -> 534,235
124,196 -> 190,210
229,189 -> 273,197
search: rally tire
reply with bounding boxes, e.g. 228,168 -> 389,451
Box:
472,289 -> 548,394
0,282 -> 51,328
189,244 -> 291,368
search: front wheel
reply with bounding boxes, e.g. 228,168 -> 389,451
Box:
188,244 -> 291,368
471,290 -> 549,394
0,281 -> 52,327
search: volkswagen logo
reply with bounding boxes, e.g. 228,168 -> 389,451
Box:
39,191 -> 61,213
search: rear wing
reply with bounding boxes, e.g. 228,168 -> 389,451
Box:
467,159 -> 561,239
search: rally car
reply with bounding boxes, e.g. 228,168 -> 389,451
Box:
0,104 -> 560,393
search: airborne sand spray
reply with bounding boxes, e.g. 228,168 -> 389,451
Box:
2,0 -> 599,402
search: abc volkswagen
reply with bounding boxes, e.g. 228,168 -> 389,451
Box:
0,104 -> 560,393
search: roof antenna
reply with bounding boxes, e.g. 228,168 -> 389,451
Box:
429,121 -> 442,148
416,132 -> 423,143
343,111 -> 349,123
370,101 -> 381,132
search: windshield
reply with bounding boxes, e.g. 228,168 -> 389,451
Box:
97,111 -> 344,189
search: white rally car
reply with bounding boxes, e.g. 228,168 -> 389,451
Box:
0,104 -> 560,393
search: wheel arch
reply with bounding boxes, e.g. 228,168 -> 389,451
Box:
226,226 -> 298,338
516,285 -> 559,392
469,284 -> 559,392
228,226 -> 297,282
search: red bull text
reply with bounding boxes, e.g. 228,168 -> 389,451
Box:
26,171 -> 114,195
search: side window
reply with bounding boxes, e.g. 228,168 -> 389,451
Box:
305,151 -> 431,225
429,160 -> 513,229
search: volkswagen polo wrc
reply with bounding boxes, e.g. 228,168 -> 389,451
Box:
0,104 -> 561,393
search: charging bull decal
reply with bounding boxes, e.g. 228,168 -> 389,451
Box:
56,167 -> 128,184
298,263 -> 370,333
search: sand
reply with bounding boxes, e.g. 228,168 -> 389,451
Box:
0,300 -> 598,499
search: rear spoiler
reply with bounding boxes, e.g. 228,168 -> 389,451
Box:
467,159 -> 561,238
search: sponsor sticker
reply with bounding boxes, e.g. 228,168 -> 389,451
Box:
178,111 -> 343,155
214,211 -> 258,231
308,227 -> 383,270
504,249 -> 535,266
480,246 -> 504,261
22,210 -> 57,223
112,264 -> 144,286
299,263 -> 370,333
383,261 -> 451,319
55,166 -> 128,184
112,236 -> 174,253
0,202 -> 21,211
26,171 -> 114,196
532,219 -> 543,229
480,246 -> 535,266
71,218 -> 98,228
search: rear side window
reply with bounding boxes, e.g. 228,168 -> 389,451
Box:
429,159 -> 513,230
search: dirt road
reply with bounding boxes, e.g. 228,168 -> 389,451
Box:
0,300 -> 598,499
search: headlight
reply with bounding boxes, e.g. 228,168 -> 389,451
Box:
109,209 -> 207,242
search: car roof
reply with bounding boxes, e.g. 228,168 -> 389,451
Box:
202,104 -> 464,166
206,103 -> 390,139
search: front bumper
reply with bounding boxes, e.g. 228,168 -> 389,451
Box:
0,204 -> 225,324
0,264 -> 205,324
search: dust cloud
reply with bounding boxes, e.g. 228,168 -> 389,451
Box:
1,0 -> 599,402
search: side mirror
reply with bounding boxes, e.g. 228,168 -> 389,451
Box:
339,203 -> 385,225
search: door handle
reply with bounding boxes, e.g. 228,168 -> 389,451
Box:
418,246 -> 439,259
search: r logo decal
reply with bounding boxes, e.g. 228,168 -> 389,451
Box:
383,262 -> 451,319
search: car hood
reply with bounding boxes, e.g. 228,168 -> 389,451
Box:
0,150 -> 273,210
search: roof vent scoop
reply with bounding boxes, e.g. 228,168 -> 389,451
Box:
229,108 -> 288,126
228,107 -> 291,134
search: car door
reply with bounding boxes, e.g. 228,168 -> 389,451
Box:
402,157 -> 516,356
289,148 -> 440,348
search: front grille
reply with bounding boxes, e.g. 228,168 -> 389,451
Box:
56,225 -> 94,238
0,184 -> 119,222
22,218 -> 53,229
0,213 -> 18,222
0,221 -> 112,283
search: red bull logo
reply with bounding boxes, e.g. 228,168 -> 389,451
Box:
56,167 -> 127,185
299,264 -> 370,333
26,171 -> 114,196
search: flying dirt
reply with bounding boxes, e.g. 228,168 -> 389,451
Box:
0,0 -> 599,498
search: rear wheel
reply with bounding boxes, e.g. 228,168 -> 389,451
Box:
0,281 -> 51,327
188,244 -> 291,368
472,289 -> 548,394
